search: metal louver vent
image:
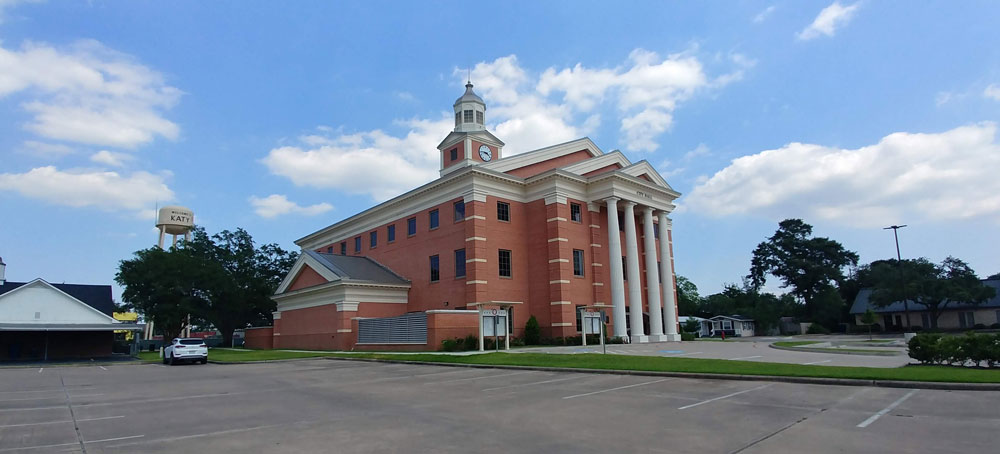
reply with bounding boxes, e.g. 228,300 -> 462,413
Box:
357,312 -> 427,344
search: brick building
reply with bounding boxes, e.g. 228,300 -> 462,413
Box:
259,83 -> 681,351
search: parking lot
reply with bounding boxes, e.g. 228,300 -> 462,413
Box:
1,359 -> 997,453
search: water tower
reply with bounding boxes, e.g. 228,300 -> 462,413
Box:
156,206 -> 194,249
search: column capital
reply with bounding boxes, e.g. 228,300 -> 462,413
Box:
603,196 -> 621,204
622,200 -> 637,208
643,205 -> 656,214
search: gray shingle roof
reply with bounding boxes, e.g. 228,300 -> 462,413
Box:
304,250 -> 410,286
849,279 -> 1000,314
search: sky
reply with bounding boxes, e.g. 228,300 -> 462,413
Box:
0,0 -> 998,302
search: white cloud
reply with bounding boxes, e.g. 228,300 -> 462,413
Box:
265,50 -> 745,200
90,150 -> 132,167
261,117 -> 450,201
0,166 -> 175,216
683,143 -> 711,161
249,194 -> 333,219
0,0 -> 39,24
684,123 -> 1000,227
20,140 -> 74,157
753,5 -> 777,23
985,84 -> 1000,101
0,39 -> 181,148
797,2 -> 861,40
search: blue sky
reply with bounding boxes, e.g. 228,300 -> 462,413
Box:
1,1 -> 998,302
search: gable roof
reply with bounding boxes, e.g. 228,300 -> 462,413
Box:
0,280 -> 115,316
849,279 -> 1000,314
481,137 -> 603,174
710,315 -> 754,321
276,250 -> 410,294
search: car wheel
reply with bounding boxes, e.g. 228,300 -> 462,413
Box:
162,354 -> 167,365
168,354 -> 175,366
201,358 -> 208,364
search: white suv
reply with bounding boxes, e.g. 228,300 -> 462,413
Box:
163,338 -> 208,365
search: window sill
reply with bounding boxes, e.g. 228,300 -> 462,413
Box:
500,275 -> 513,280
429,227 -> 439,231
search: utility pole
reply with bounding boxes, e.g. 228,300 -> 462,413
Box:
883,225 -> 910,329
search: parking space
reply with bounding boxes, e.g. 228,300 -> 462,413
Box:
521,339 -> 912,368
0,360 -> 996,453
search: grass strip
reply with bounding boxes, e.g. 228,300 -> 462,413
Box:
170,349 -> 1000,384
773,341 -> 822,347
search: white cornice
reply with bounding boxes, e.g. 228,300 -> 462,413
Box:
481,137 -> 603,173
561,150 -> 632,176
620,160 -> 675,192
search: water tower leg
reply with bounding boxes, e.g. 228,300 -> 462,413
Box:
172,235 -> 178,247
185,231 -> 191,243
158,226 -> 166,249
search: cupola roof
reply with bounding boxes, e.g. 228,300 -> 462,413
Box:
454,82 -> 484,106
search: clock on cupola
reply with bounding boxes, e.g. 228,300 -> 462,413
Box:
436,80 -> 505,175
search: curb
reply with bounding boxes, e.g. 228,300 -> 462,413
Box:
207,357 -> 335,365
319,356 -> 1000,391
768,344 -> 902,357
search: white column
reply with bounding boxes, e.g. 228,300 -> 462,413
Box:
605,197 -> 628,339
642,207 -> 665,341
658,213 -> 680,341
158,226 -> 166,249
622,202 -> 647,343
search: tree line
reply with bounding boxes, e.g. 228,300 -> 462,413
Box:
678,219 -> 996,333
115,227 -> 297,345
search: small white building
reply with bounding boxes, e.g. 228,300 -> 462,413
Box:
708,315 -> 755,337
678,316 -> 711,337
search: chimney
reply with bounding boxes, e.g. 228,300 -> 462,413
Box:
0,256 -> 5,285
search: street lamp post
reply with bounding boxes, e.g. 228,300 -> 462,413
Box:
883,225 -> 910,329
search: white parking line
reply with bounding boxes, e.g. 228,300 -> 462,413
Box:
563,378 -> 672,399
678,384 -> 773,410
803,360 -> 832,365
729,356 -> 762,361
426,371 -> 529,385
857,390 -> 918,428
0,434 -> 143,453
0,415 -> 127,429
0,393 -> 104,402
482,375 -> 577,392
37,368 -> 42,374
99,366 -> 108,371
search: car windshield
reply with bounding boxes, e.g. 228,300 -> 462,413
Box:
179,339 -> 203,345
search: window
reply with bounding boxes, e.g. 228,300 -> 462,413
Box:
454,201 -> 465,221
959,311 -> 975,328
622,257 -> 627,280
475,110 -> 484,124
657,262 -> 662,282
455,112 -> 461,127
570,203 -> 582,222
455,249 -> 466,278
573,249 -> 585,277
370,231 -> 377,248
576,305 -> 585,332
387,225 -> 395,242
498,249 -> 512,277
407,217 -> 417,236
654,226 -> 659,238
450,148 -> 458,161
429,209 -> 439,229
430,255 -> 440,282
723,320 -> 732,330
354,237 -> 361,252
497,201 -> 510,222
326,246 -> 333,253
464,110 -> 474,123
507,307 -> 514,333
340,242 -> 346,255
618,212 -> 624,230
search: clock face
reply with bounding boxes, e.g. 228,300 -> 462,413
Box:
478,145 -> 492,162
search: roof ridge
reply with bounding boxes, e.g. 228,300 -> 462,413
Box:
362,256 -> 411,283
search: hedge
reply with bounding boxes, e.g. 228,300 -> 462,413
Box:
908,332 -> 1000,367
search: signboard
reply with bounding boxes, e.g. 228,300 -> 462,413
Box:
482,314 -> 507,337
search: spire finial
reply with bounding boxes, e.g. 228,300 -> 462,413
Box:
467,67 -> 471,84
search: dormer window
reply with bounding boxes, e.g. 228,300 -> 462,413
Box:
464,110 -> 474,123
476,111 -> 484,124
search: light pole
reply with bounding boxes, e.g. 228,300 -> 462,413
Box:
883,225 -> 910,329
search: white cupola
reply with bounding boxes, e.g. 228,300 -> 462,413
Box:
453,82 -> 486,133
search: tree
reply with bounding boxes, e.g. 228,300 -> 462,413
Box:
116,226 -> 297,346
869,257 -> 996,329
676,275 -> 700,316
682,318 -> 701,334
749,219 -> 859,327
524,315 -> 541,345
860,308 -> 877,341
184,228 -> 297,346
116,246 -> 208,342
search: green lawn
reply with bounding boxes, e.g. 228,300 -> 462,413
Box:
773,341 -> 822,347
135,348 -> 1000,383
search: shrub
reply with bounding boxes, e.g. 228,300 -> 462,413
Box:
465,334 -> 478,350
524,316 -> 541,345
974,324 -> 987,330
510,337 -> 525,347
440,339 -> 458,352
806,323 -> 831,335
680,332 -> 695,341
907,333 -> 942,364
990,323 -> 1000,329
